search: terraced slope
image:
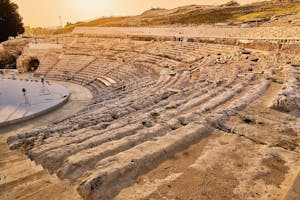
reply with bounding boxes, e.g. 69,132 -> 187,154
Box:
6,37 -> 300,200
0,137 -> 82,200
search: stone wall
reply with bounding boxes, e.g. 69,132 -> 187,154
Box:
281,44 -> 300,55
16,43 -> 63,72
244,41 -> 279,51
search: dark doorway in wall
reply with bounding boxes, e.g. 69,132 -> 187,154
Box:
28,59 -> 39,71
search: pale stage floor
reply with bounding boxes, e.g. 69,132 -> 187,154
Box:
0,78 -> 70,127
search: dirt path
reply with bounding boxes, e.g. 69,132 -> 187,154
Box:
0,81 -> 91,200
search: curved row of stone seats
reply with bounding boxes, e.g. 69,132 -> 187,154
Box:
46,55 -> 95,80
134,41 -> 238,63
206,78 -> 272,131
7,67 -> 263,200
71,58 -> 118,85
75,37 -> 118,47
103,60 -> 159,84
11,77 -> 262,200
54,67 -> 171,123
35,40 -> 230,87
5,72 -> 245,155
83,70 -> 185,113
76,121 -> 211,200
9,82 -> 172,150
11,69 -> 239,157
7,60 -> 252,155
84,79 -> 157,112
8,40 -> 277,200
113,51 -> 181,70
271,64 -> 300,113
86,72 -> 137,98
158,43 -> 236,62
97,77 -> 117,88
9,57 -> 247,150
58,77 -> 221,152
64,40 -> 117,57
80,62 -> 157,101
133,53 -> 182,70
34,53 -> 61,77
64,48 -> 97,56
109,40 -> 148,52
75,76 -> 269,200
189,56 -> 216,76
42,50 -> 160,90
68,39 -> 239,67
13,50 -> 255,146
64,38 -> 148,57
62,52 -> 248,127
96,69 -> 177,101
35,37 -> 58,44
6,68 -> 185,147
105,66 -> 142,83
75,71 -> 118,87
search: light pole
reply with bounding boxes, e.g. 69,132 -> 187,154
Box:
59,16 -> 63,28
22,88 -> 31,105
40,75 -> 50,95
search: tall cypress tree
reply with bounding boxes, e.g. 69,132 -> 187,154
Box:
0,0 -> 24,42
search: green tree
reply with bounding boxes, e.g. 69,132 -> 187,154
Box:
0,0 -> 24,42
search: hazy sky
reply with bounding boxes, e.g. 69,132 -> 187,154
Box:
11,0 -> 263,27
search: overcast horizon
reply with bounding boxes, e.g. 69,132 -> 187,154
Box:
12,0 -> 268,28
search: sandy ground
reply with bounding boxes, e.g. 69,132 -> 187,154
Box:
0,78 -> 91,200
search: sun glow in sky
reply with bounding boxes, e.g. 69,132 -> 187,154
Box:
11,0 -> 265,27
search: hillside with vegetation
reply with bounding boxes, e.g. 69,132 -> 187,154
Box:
24,0 -> 300,35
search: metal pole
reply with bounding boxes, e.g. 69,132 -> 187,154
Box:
59,16 -> 63,28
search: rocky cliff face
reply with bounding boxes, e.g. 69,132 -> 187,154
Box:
0,39 -> 29,69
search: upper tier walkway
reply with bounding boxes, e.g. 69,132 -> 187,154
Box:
72,26 -> 300,42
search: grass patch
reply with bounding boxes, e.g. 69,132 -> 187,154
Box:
237,3 -> 300,21
54,17 -> 126,34
175,2 -> 300,24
